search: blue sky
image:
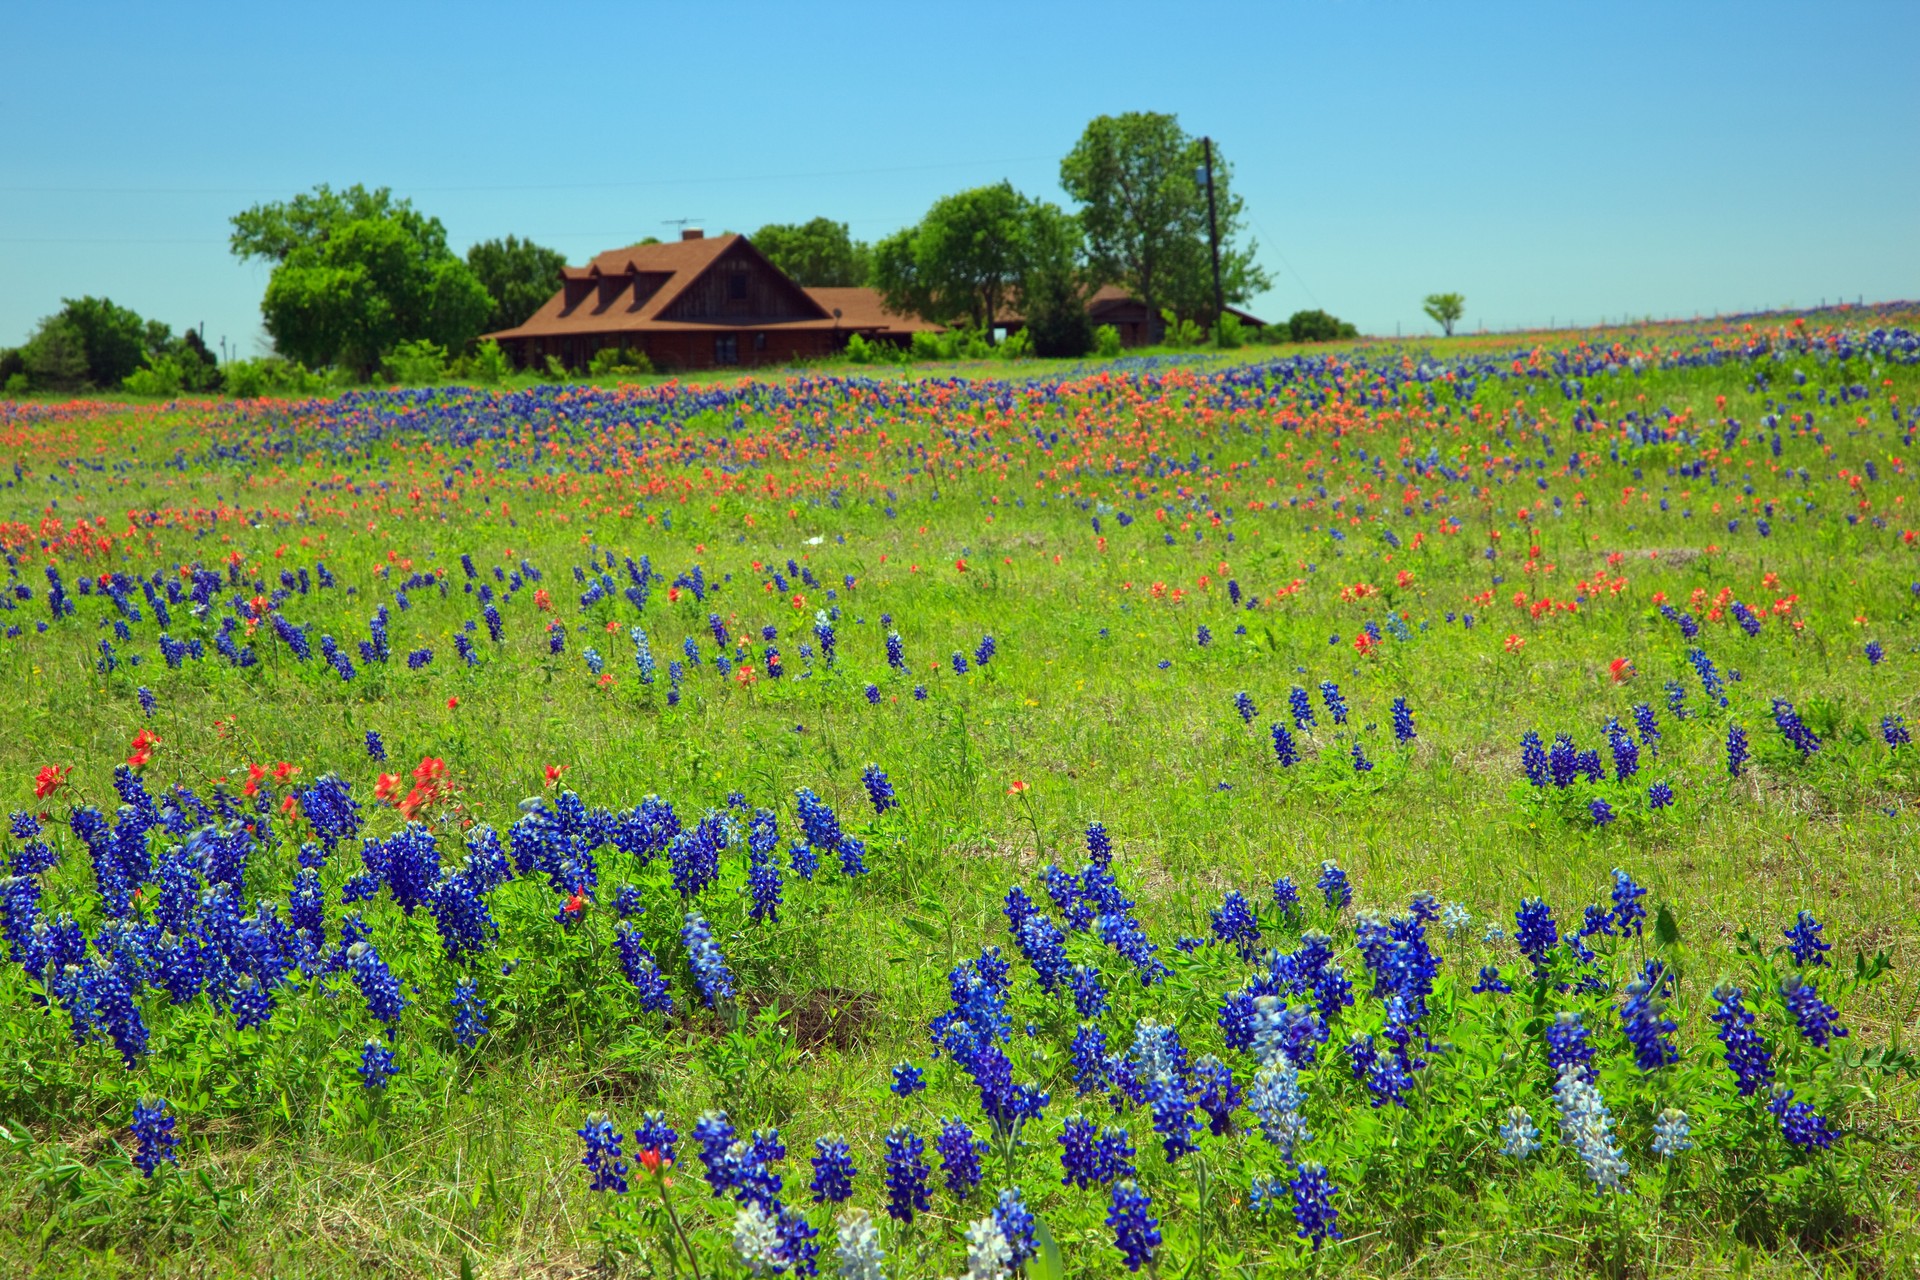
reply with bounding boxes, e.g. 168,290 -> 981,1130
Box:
4,0 -> 1916,353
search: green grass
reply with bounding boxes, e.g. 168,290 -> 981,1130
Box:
0,312 -> 1917,1277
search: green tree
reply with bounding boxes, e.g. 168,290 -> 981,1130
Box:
1423,292 -> 1465,337
19,317 -> 90,390
465,236 -> 567,334
233,185 -> 492,375
875,182 -> 1032,334
1019,202 -> 1095,358
55,296 -> 151,387
751,218 -> 871,287
1060,112 -> 1269,335
1288,309 -> 1358,343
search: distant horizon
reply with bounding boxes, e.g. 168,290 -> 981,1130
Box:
4,0 -> 1916,357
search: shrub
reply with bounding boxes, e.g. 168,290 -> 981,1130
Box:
1214,314 -> 1246,349
998,327 -> 1034,359
384,339 -> 449,386
123,354 -> 186,397
588,346 -> 653,378
1288,309 -> 1359,343
1159,310 -> 1205,349
468,340 -> 511,385
542,354 -> 568,381
223,357 -> 326,399
1094,324 -> 1123,358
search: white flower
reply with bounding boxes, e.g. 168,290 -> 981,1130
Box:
835,1208 -> 885,1280
962,1216 -> 1012,1280
733,1201 -> 781,1275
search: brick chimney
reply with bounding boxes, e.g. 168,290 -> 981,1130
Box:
680,227 -> 704,241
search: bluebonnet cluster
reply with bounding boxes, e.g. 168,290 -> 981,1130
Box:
1107,1179 -> 1161,1271
681,912 -> 735,1007
1783,910 -> 1830,966
860,765 -> 897,814
129,1098 -> 180,1176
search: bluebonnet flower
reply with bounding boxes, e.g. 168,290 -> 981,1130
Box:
1273,875 -> 1299,916
348,940 -> 407,1027
1710,983 -> 1774,1095
861,764 -> 898,814
1270,722 -> 1299,767
1058,1115 -> 1107,1188
951,651 -> 968,675
1148,1073 -> 1199,1163
1727,723 -> 1750,776
450,978 -> 489,1048
883,1127 -> 931,1223
1771,698 -> 1822,758
1069,964 -> 1108,1019
1781,973 -> 1847,1047
1515,897 -> 1559,979
365,731 -> 387,762
1885,715 -> 1912,748
1632,702 -> 1660,753
632,1111 -> 678,1165
1687,647 -> 1727,705
892,1062 -> 926,1097
1287,1163 -> 1342,1250
578,1114 -> 628,1193
1234,691 -> 1257,723
732,1201 -> 782,1274
1607,719 -> 1639,780
1499,1105 -> 1540,1157
1783,910 -> 1830,966
1085,821 -> 1112,869
912,684 -> 926,700
1768,1085 -> 1837,1150
935,1117 -> 984,1198
359,1039 -> 398,1090
1247,1055 -> 1310,1156
835,1208 -> 884,1280
1649,781 -> 1674,809
991,1188 -> 1035,1267
1070,1024 -> 1111,1095
864,682 -> 880,704
1865,639 -> 1884,665
1589,799 -> 1615,826
1618,977 -> 1679,1070
1520,731 -> 1549,786
1195,624 -> 1212,647
616,923 -> 675,1014
692,1112 -> 738,1193
1665,680 -> 1689,719
129,1099 -> 180,1177
681,912 -> 734,1007
1107,1180 -> 1161,1272
1472,965 -> 1512,994
1391,696 -> 1415,742
1318,860 -> 1351,910
975,634 -> 996,666
1554,1065 -> 1629,1192
1545,1010 -> 1596,1082
886,630 -> 905,669
1320,681 -> 1349,725
963,1218 -> 1012,1280
810,1136 -> 858,1204
1288,686 -> 1316,729
747,847 -> 783,923
1651,1107 -> 1692,1158
789,840 -> 817,881
1351,742 -> 1374,773
1210,890 -> 1262,957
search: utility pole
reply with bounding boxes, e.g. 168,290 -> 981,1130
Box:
1200,137 -> 1224,334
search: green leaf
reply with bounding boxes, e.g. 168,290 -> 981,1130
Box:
1654,904 -> 1680,947
1028,1216 -> 1065,1280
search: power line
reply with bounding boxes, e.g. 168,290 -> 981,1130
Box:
0,155 -> 1060,198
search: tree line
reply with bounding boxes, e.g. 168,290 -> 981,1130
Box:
2,111 -> 1384,394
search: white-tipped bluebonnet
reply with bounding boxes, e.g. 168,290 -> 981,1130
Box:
450,978 -> 488,1048
1234,691 -> 1256,723
1554,1064 -> 1629,1192
891,1062 -> 926,1097
1289,686 -> 1316,729
578,1114 -> 628,1192
1780,973 -> 1847,1047
1618,977 -> 1679,1070
835,1208 -> 885,1280
1247,1054 -> 1310,1156
936,1116 -> 984,1199
1499,1104 -> 1540,1157
1783,910 -> 1830,966
1317,860 -> 1351,910
1391,696 -> 1415,742
1710,983 -> 1774,1095
1287,1162 -> 1342,1250
1767,1085 -> 1837,1150
962,1217 -> 1012,1280
1651,1107 -> 1692,1158
1270,722 -> 1299,767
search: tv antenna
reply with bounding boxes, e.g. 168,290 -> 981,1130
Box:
662,217 -> 701,231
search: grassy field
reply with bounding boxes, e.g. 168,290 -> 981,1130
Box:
1,308 -> 1918,1278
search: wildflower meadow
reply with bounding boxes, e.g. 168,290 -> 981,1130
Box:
2,310 -> 1918,1277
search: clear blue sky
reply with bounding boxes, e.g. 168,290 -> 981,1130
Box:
4,0 -> 1916,354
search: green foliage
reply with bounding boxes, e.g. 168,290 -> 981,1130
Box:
875,185 -> 1084,344
1288,308 -> 1360,343
1158,308 -> 1206,348
908,328 -> 993,362
382,339 -> 450,386
468,339 -> 511,385
997,326 -> 1034,359
1019,202 -> 1095,359
465,236 -> 567,334
237,185 -> 493,376
1060,112 -> 1270,324
1093,324 -> 1124,358
542,353 -> 568,381
1214,313 -> 1246,349
220,356 -> 326,399
1,372 -> 26,398
587,346 -> 654,378
18,317 -> 90,390
751,217 -> 871,287
1424,292 -> 1466,336
841,333 -> 908,366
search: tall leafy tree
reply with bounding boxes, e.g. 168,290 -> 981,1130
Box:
466,236 -> 567,333
1019,202 -> 1096,358
874,182 -> 1039,334
1059,113 -> 1269,332
751,218 -> 871,287
231,184 -> 491,375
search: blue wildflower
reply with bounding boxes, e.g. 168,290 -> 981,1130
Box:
1107,1180 -> 1161,1272
129,1099 -> 180,1177
882,1127 -> 931,1223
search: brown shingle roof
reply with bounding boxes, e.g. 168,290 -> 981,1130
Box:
484,233 -> 846,340
804,287 -> 945,336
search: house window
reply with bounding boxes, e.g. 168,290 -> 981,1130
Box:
715,335 -> 739,365
727,271 -> 749,301
754,332 -> 767,352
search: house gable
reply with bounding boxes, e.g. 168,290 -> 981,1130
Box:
657,239 -> 830,325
